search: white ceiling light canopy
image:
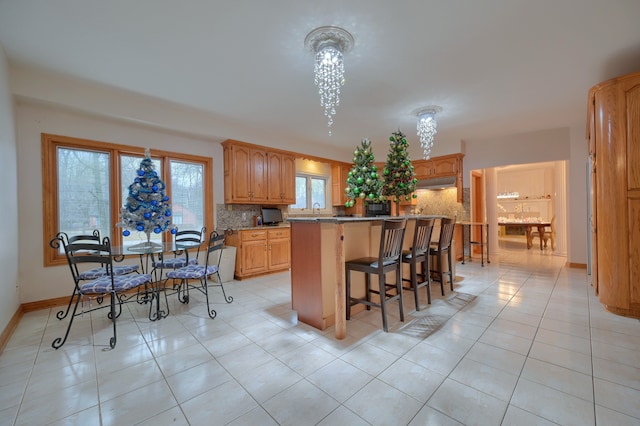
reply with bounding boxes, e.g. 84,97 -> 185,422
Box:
416,106 -> 442,160
304,26 -> 354,136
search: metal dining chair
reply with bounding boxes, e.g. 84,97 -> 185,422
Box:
50,230 -> 140,321
152,227 -> 206,271
49,234 -> 152,350
163,231 -> 232,319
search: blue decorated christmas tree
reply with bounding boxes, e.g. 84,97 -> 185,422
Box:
118,149 -> 176,248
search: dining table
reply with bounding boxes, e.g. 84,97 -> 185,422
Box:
497,220 -> 551,250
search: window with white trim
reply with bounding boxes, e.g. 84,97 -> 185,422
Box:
292,173 -> 329,211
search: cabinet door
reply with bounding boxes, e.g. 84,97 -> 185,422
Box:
413,160 -> 432,179
267,152 -> 284,202
432,157 -> 458,177
241,239 -> 268,275
230,145 -> 253,203
331,165 -> 343,206
268,237 -> 291,270
281,154 -> 296,204
267,152 -> 296,204
250,149 -> 268,202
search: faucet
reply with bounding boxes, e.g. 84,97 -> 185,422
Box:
312,202 -> 321,216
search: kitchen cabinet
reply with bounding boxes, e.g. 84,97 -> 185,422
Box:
268,152 -> 296,204
413,154 -> 462,179
225,227 -> 291,279
331,163 -> 351,206
267,228 -> 291,270
587,71 -> 640,318
413,154 -> 464,202
222,140 -> 296,205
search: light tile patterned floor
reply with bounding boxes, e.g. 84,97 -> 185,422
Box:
1,241 -> 639,425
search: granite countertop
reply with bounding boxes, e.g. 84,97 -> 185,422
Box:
223,223 -> 291,232
287,215 -> 445,223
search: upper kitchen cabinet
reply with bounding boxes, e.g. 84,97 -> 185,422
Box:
588,71 -> 640,319
268,151 -> 296,204
413,154 -> 462,179
414,153 -> 464,202
223,140 -> 296,205
331,163 -> 350,206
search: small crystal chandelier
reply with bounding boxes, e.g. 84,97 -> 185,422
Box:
305,26 -> 354,136
416,106 -> 442,159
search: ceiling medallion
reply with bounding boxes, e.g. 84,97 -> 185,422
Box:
305,26 -> 354,136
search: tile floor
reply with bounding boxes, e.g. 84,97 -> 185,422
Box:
1,241 -> 640,425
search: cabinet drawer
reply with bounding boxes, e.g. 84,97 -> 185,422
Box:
240,230 -> 268,241
268,229 -> 290,239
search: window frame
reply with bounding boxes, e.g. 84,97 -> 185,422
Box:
291,172 -> 330,213
42,133 -> 213,266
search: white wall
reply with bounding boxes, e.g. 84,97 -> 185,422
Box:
15,101 -> 223,303
567,123 -> 588,265
0,44 -> 20,331
463,126 -> 589,264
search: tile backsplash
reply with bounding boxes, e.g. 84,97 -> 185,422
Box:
216,204 -> 263,231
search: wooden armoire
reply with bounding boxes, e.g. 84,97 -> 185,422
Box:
587,71 -> 640,318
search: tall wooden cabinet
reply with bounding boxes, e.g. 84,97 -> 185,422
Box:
222,140 -> 295,204
587,71 -> 640,318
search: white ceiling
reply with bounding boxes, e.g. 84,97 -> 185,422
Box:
1,0 -> 640,161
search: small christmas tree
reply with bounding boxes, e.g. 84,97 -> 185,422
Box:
345,138 -> 383,207
382,130 -> 417,205
119,149 -> 176,248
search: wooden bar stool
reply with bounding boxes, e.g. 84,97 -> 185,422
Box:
401,218 -> 435,309
345,219 -> 407,332
430,217 -> 456,296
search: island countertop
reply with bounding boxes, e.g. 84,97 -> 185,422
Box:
286,215 -> 444,223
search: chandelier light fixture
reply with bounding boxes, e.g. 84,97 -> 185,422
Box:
416,106 -> 442,159
305,26 -> 354,136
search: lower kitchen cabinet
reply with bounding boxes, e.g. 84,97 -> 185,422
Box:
226,227 -> 291,279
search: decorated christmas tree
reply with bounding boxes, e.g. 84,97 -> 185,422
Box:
344,138 -> 383,207
382,130 -> 417,205
119,149 -> 176,248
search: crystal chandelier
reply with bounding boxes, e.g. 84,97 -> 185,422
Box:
416,106 -> 442,159
305,26 -> 354,136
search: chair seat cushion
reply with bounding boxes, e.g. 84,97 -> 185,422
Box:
78,264 -> 139,280
152,257 -> 197,269
346,256 -> 399,268
79,273 -> 152,294
401,249 -> 428,260
165,264 -> 218,280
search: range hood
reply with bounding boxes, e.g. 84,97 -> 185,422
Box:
415,176 -> 457,190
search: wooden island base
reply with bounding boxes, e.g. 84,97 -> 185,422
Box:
289,216 -> 455,339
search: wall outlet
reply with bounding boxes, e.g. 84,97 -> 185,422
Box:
227,204 -> 232,211
242,212 -> 247,221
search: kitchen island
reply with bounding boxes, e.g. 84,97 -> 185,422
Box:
288,216 -> 451,339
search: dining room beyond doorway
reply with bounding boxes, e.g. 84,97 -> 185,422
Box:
472,161 -> 567,256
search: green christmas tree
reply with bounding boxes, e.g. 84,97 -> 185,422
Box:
118,149 -> 176,247
382,130 -> 417,203
345,138 -> 383,207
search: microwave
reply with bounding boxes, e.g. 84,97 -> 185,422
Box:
365,201 -> 391,217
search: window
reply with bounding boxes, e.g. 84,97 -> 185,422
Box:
292,174 -> 328,211
43,134 -> 213,266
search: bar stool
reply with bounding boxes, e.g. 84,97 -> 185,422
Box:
401,218 -> 435,310
430,217 -> 456,295
345,219 -> 407,332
